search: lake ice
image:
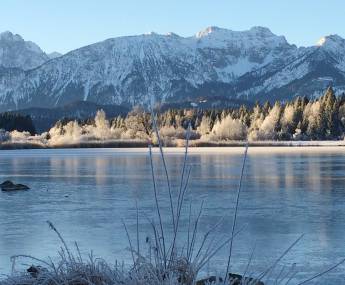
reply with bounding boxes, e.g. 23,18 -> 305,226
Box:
0,148 -> 345,284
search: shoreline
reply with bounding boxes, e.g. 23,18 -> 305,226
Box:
1,140 -> 345,153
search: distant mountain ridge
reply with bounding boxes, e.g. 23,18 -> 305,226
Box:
0,27 -> 344,112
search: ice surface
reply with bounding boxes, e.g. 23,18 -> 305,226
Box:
0,148 -> 345,284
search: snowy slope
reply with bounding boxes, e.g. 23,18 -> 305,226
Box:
235,34 -> 345,101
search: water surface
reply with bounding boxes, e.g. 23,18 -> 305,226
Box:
0,147 -> 345,284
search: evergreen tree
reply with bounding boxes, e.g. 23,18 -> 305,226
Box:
262,101 -> 272,115
0,112 -> 36,134
321,87 -> 339,138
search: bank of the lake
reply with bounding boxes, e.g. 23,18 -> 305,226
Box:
1,139 -> 345,150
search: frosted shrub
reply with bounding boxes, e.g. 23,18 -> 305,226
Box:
159,126 -> 200,144
159,125 -> 177,138
151,126 -> 174,146
159,126 -> 186,139
110,127 -> 124,139
247,129 -> 259,141
209,116 -> 247,141
10,130 -> 31,141
121,128 -> 137,140
65,121 -> 83,142
48,121 -> 82,145
135,130 -> 150,140
120,129 -> 149,140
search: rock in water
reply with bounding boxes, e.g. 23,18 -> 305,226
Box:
228,273 -> 264,285
196,274 -> 264,285
0,180 -> 30,191
27,265 -> 39,278
196,276 -> 223,285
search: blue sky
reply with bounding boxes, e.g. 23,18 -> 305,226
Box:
1,0 -> 344,53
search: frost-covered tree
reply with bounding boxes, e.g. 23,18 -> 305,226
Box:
338,103 -> 345,133
124,106 -> 151,139
255,102 -> 282,140
238,105 -> 250,126
210,115 -> 247,141
93,110 -> 111,139
49,120 -> 82,145
262,101 -> 272,116
280,103 -> 297,139
197,115 -> 212,136
304,101 -> 324,139
248,103 -> 264,141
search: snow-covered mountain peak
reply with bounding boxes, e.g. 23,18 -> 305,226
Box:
144,31 -> 159,36
192,26 -> 291,57
195,26 -> 222,38
0,31 -> 43,53
0,31 -> 23,41
248,27 -> 288,45
196,26 -> 277,38
317,36 -> 327,46
48,52 -> 62,59
316,34 -> 344,49
316,34 -> 345,64
195,26 -> 288,45
249,26 -> 273,35
0,30 -> 49,70
166,32 -> 180,37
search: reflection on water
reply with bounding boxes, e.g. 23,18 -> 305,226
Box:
0,148 -> 345,283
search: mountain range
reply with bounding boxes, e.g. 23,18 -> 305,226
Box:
0,27 -> 345,113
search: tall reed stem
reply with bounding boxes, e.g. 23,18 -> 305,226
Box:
224,143 -> 248,283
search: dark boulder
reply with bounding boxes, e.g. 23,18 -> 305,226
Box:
196,274 -> 264,285
228,273 -> 264,285
27,265 -> 39,278
0,180 -> 13,187
196,276 -> 223,285
27,265 -> 47,278
0,180 -> 30,191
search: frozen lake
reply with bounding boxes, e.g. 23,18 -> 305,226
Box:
0,147 -> 345,284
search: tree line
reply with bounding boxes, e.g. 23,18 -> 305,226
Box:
0,112 -> 36,134
2,87 -> 345,143
108,87 -> 345,141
